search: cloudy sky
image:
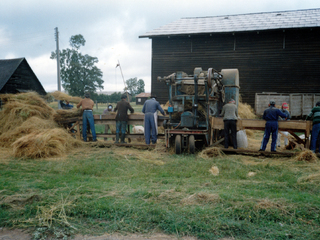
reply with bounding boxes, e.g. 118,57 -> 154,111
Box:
1,0 -> 319,94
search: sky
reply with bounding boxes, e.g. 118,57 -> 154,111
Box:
1,0 -> 319,95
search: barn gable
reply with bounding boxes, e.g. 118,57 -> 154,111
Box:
140,8 -> 320,107
0,58 -> 46,95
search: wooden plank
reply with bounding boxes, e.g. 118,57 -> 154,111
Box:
210,117 -> 310,132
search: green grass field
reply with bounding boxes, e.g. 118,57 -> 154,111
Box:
1,144 -> 320,239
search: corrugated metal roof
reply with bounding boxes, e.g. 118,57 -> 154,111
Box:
139,8 -> 320,38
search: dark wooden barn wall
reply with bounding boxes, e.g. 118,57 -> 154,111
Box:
1,60 -> 46,95
151,28 -> 320,107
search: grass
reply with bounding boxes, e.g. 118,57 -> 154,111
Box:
1,145 -> 320,239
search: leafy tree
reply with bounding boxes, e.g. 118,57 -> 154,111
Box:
109,92 -> 122,103
137,79 -> 145,94
50,34 -> 104,97
125,78 -> 145,95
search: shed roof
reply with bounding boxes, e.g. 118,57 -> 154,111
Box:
135,92 -> 151,98
139,8 -> 320,38
0,58 -> 24,90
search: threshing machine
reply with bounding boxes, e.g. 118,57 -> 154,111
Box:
158,67 -> 239,154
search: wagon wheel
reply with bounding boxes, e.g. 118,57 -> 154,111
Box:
175,135 -> 182,154
189,135 -> 195,154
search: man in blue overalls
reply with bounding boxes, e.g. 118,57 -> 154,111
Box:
142,95 -> 165,145
259,100 -> 287,152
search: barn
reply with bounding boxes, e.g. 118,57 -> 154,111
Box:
139,8 -> 320,108
0,58 -> 46,95
135,92 -> 151,105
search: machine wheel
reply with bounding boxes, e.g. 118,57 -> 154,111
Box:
189,135 -> 195,154
175,135 -> 182,154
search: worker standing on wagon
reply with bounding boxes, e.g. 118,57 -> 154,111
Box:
277,102 -> 291,147
306,101 -> 320,153
220,98 -> 238,149
77,92 -> 97,142
142,94 -> 165,145
259,100 -> 287,152
114,94 -> 134,144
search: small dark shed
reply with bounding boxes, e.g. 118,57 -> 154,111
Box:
139,8 -> 320,108
0,58 -> 46,95
135,92 -> 151,105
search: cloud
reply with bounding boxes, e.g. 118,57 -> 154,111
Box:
1,0 -> 320,95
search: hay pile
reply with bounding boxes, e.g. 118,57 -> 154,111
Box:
294,150 -> 318,163
49,91 -> 82,103
238,102 -> 256,119
0,92 -> 83,159
199,147 -> 225,158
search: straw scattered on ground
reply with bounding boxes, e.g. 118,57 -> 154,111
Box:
209,166 -> 219,176
294,150 -> 318,163
199,147 -> 225,159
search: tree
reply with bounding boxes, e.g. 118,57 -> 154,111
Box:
137,79 -> 145,94
50,34 -> 104,97
125,78 -> 145,95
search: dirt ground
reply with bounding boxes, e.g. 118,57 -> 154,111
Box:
0,228 -> 202,240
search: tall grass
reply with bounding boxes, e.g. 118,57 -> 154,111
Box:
1,149 -> 320,239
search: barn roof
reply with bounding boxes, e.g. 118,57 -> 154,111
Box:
0,58 -> 24,90
0,58 -> 46,95
139,8 -> 320,38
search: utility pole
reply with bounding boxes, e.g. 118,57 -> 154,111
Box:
55,27 -> 61,109
55,27 -> 61,92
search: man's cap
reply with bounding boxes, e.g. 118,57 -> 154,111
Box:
121,94 -> 127,99
282,102 -> 289,109
84,92 -> 90,98
316,101 -> 320,106
229,98 -> 235,103
108,104 -> 113,109
269,100 -> 276,105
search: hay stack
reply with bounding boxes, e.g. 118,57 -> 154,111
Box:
0,92 -> 83,159
0,116 -> 58,147
12,128 -> 83,159
0,93 -> 55,135
49,91 -> 82,103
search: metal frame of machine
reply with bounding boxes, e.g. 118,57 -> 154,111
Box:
158,67 -> 239,154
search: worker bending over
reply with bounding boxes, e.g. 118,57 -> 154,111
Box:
220,98 -> 238,149
142,94 -> 165,145
77,92 -> 97,142
259,100 -> 287,152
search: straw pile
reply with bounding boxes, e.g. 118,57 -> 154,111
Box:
0,92 -> 55,135
53,109 -> 82,123
12,128 -> 82,158
238,102 -> 256,119
0,92 -> 83,159
294,150 -> 318,163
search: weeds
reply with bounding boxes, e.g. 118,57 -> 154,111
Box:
1,149 -> 320,239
